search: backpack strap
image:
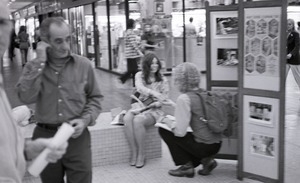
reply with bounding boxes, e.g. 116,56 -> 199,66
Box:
194,92 -> 208,122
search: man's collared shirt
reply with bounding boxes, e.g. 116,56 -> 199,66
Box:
17,54 -> 103,125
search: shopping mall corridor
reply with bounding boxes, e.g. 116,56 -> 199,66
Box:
1,49 -> 300,183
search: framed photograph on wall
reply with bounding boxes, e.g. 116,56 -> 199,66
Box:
250,132 -> 275,158
214,16 -> 238,38
248,101 -> 273,127
244,95 -> 278,128
155,2 -> 164,14
217,48 -> 238,66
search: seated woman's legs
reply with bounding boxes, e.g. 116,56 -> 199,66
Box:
132,113 -> 156,168
124,112 -> 138,166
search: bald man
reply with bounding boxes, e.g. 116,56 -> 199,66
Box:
0,1 -> 67,182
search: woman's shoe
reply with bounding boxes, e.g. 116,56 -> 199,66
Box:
168,162 -> 195,178
135,155 -> 145,168
198,158 -> 218,176
130,153 -> 137,166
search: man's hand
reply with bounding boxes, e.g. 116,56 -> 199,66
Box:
25,138 -> 68,163
69,119 -> 86,138
150,90 -> 167,102
36,41 -> 50,62
148,101 -> 161,108
161,99 -> 176,107
287,53 -> 292,59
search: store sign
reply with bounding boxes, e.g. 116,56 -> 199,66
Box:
27,6 -> 37,17
60,0 -> 95,9
41,1 -> 58,13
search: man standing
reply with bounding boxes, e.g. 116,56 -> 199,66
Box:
0,2 -> 67,183
185,17 -> 197,36
17,17 -> 103,183
119,19 -> 143,87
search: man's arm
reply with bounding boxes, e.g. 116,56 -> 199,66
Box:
81,65 -> 103,126
16,59 -> 45,104
16,41 -> 49,104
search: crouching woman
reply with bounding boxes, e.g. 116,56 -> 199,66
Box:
159,62 -> 222,178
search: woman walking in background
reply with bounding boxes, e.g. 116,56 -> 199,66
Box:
18,25 -> 30,66
123,53 -> 169,168
286,18 -> 300,90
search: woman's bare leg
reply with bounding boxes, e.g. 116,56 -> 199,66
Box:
124,112 -> 138,166
133,114 -> 156,168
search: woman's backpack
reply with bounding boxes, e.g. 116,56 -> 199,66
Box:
197,91 -> 237,135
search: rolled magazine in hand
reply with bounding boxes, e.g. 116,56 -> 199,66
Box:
28,123 -> 75,177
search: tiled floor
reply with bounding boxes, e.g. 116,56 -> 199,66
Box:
2,49 -> 300,183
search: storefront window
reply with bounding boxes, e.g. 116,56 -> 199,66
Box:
184,3 -> 206,69
26,17 -> 35,46
110,0 -> 127,72
94,0 -> 109,70
170,0 -> 206,69
84,4 -> 95,62
62,9 -> 69,24
69,6 -> 84,56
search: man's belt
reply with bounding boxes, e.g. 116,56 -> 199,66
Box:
36,123 -> 63,131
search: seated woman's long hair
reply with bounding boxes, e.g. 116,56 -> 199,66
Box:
141,53 -> 163,84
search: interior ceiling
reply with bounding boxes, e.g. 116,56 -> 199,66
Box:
8,0 -> 38,12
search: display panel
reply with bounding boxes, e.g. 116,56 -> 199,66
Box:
243,7 -> 281,91
210,11 -> 238,81
243,95 -> 279,179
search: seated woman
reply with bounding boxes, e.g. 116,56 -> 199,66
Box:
123,53 -> 169,168
159,62 -> 222,177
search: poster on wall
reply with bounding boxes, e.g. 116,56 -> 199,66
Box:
243,7 -> 281,91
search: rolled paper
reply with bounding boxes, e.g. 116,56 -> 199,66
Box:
28,123 -> 75,177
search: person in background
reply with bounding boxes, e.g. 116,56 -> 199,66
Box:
0,1 -> 67,182
141,23 -> 157,54
119,19 -> 143,87
159,62 -> 222,178
16,17 -> 103,183
286,18 -> 300,90
297,21 -> 300,32
18,25 -> 30,66
9,25 -> 17,61
185,17 -> 197,36
123,53 -> 169,168
33,26 -> 41,50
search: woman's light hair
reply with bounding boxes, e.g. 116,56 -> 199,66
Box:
288,18 -> 295,30
173,62 -> 200,93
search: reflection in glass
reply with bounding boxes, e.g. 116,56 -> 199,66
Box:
110,1 -> 127,72
95,1 -> 109,69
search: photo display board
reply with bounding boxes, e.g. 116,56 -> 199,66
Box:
238,1 -> 286,182
206,2 -> 239,159
243,95 -> 279,179
210,11 -> 238,82
243,7 -> 281,91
